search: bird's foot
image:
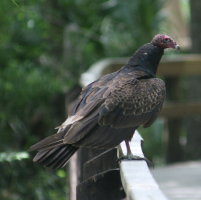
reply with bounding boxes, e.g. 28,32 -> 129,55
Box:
118,154 -> 144,161
118,154 -> 153,168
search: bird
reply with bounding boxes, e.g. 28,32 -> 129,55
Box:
29,34 -> 180,169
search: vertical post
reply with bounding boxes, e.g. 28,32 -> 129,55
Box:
185,0 -> 201,160
165,77 -> 183,163
69,154 -> 78,200
76,148 -> 124,200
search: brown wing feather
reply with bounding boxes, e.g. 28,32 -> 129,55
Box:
69,71 -> 119,116
98,77 -> 166,128
62,71 -> 165,146
59,72 -> 120,143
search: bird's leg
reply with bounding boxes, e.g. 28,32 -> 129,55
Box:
124,140 -> 143,160
125,140 -> 133,158
118,140 -> 153,167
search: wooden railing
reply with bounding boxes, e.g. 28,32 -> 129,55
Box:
69,54 -> 201,199
70,131 -> 168,200
119,131 -> 168,200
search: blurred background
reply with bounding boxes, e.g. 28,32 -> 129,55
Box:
0,0 -> 201,199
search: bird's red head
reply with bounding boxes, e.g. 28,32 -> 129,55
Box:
151,34 -> 180,50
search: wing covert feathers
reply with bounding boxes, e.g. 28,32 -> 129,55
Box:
98,78 -> 165,128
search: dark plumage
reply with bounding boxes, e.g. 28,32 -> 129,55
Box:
29,34 -> 179,169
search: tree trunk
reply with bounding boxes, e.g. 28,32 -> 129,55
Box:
190,0 -> 201,53
165,77 -> 183,163
185,0 -> 201,159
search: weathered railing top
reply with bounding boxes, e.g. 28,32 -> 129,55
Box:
119,131 -> 168,200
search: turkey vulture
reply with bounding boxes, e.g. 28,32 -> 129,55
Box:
30,34 -> 179,169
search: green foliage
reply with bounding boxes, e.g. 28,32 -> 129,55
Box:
100,0 -> 163,56
0,0 -> 163,199
0,152 -> 29,162
0,62 -> 63,150
0,157 -> 66,200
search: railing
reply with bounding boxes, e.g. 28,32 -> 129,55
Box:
119,131 -> 168,200
69,131 -> 168,200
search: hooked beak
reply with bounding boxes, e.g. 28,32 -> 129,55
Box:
168,41 -> 180,50
175,44 -> 180,50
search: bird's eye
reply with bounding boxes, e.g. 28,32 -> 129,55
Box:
164,38 -> 170,43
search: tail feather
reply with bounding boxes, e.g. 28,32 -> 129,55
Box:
29,125 -> 71,152
29,134 -> 66,152
49,147 -> 76,169
33,145 -> 78,169
40,146 -> 69,167
33,147 -> 62,162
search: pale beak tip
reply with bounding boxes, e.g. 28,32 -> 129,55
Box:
175,44 -> 180,50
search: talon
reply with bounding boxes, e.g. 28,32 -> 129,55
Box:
118,154 -> 153,168
119,140 -> 154,167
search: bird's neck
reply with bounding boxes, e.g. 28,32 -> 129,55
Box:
126,43 -> 164,77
